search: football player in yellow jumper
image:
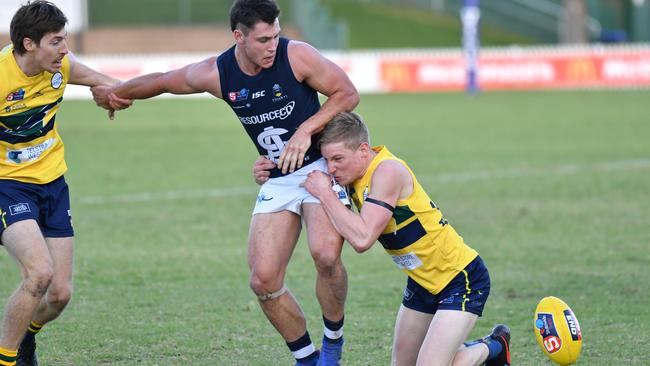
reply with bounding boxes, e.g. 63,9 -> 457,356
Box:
0,2 -> 130,365
301,112 -> 511,366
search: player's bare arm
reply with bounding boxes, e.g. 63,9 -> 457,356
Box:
305,161 -> 409,252
105,57 -> 223,109
277,41 -> 359,174
68,52 -> 132,119
68,52 -> 120,87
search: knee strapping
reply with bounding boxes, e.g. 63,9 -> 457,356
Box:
257,284 -> 288,301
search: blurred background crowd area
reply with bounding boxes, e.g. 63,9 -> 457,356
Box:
1,0 -> 649,54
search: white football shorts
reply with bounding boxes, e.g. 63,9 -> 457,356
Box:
252,157 -> 350,216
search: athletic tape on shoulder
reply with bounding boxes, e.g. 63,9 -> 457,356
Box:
257,284 -> 288,301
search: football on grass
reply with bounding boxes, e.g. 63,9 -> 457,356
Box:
534,296 -> 582,365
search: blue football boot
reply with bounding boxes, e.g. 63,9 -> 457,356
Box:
317,338 -> 343,366
484,324 -> 510,366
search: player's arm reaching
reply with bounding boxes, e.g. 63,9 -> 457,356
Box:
91,57 -> 223,112
67,52 -> 132,119
304,160 -> 409,252
278,41 -> 359,174
68,52 -> 117,86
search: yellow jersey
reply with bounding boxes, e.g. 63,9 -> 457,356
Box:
0,45 -> 69,184
350,146 -> 478,294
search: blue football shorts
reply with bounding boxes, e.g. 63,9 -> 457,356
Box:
0,176 -> 74,241
402,256 -> 491,316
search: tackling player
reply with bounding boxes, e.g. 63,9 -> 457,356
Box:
301,112 -> 511,366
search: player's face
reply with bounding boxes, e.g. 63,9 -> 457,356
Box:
322,141 -> 367,186
241,19 -> 281,69
33,29 -> 69,73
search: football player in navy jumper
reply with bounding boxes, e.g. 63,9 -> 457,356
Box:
92,1 -> 359,365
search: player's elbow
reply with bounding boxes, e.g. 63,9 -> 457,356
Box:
332,83 -> 359,112
349,237 -> 374,253
353,245 -> 371,254
343,88 -> 360,111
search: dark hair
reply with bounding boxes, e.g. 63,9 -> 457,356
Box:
230,0 -> 280,33
10,1 -> 67,55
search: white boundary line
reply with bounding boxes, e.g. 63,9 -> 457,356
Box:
78,186 -> 256,205
77,158 -> 650,205
419,158 -> 650,183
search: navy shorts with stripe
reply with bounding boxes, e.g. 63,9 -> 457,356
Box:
402,256 -> 491,316
0,176 -> 74,241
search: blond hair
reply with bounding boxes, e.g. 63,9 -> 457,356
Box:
318,112 -> 370,150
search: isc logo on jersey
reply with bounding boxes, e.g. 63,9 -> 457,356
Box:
534,296 -> 582,366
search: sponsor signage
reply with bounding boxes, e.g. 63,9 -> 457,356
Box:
380,47 -> 650,91
62,45 -> 650,99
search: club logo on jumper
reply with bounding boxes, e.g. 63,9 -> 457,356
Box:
256,192 -> 274,204
257,126 -> 289,162
272,84 -> 283,97
51,72 -> 63,89
6,89 -> 25,101
6,138 -> 56,164
9,203 -> 31,216
536,313 -> 562,354
272,83 -> 288,102
238,101 -> 295,125
228,88 -> 249,102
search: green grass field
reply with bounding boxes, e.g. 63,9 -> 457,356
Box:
1,90 -> 649,365
319,0 -> 534,47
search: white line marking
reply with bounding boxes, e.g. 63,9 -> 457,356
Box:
419,158 -> 650,183
78,186 -> 256,205
77,158 -> 650,205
